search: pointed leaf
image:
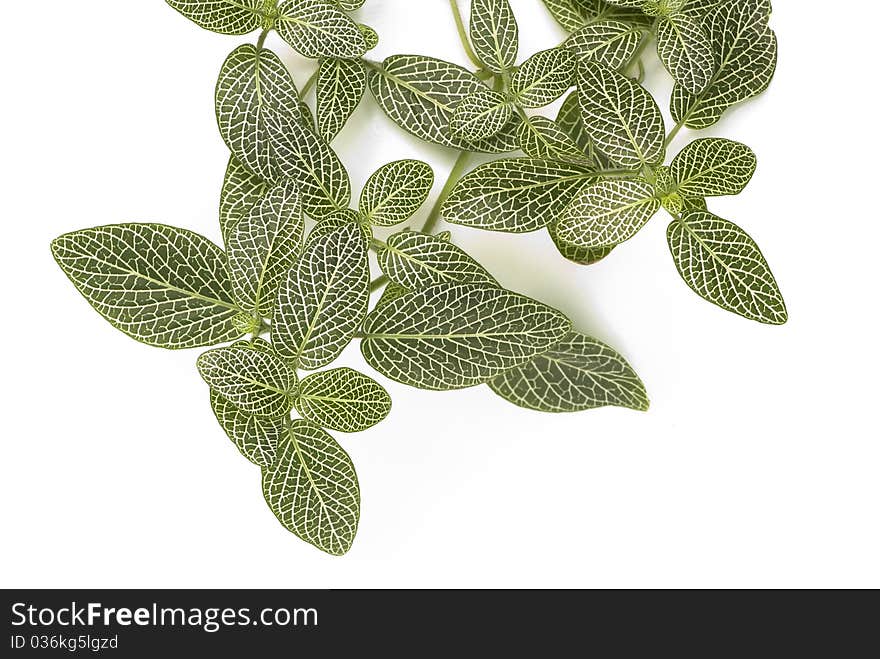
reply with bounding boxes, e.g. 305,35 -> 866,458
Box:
470,0 -> 519,74
359,160 -> 434,227
556,178 -> 660,248
670,138 -> 757,197
220,155 -> 269,239
274,223 -> 370,369
263,419 -> 359,556
316,57 -> 367,142
656,13 -> 715,95
667,211 -> 787,324
367,55 -> 520,153
450,89 -> 513,142
578,61 -> 666,169
264,110 -> 351,218
296,368 -> 391,432
198,346 -> 295,417
518,116 -> 596,169
227,180 -> 304,316
671,0 -> 776,129
376,231 -> 498,290
211,389 -> 283,467
52,224 -> 244,349
565,20 -> 644,71
548,222 -> 615,265
166,0 -> 264,35
489,332 -> 649,412
361,283 -> 572,390
275,0 -> 367,60
510,48 -> 577,108
443,158 -> 598,233
215,45 -> 304,182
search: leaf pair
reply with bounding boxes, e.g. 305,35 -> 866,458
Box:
167,0 -> 368,60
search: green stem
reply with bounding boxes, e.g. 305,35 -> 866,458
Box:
369,275 -> 389,293
421,150 -> 473,235
448,0 -> 483,69
301,67 -> 319,97
256,28 -> 270,51
664,116 -> 688,149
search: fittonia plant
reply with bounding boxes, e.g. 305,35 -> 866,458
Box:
51,0 -> 784,555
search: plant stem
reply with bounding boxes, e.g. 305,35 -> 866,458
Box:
448,0 -> 483,69
256,28 -> 270,51
369,275 -> 389,293
421,150 -> 472,235
301,67 -> 319,97
664,116 -> 688,149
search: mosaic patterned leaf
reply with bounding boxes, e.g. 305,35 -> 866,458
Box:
210,389 -> 284,467
360,160 -> 434,227
275,0 -> 367,60
219,155 -> 269,239
296,368 -> 392,432
52,224 -> 243,349
656,13 -> 715,95
316,57 -> 367,142
198,346 -> 295,417
565,20 -> 644,71
361,283 -> 572,390
670,138 -> 757,197
450,89 -> 514,141
517,116 -> 596,169
510,48 -> 577,109
470,0 -> 519,74
166,0 -> 263,35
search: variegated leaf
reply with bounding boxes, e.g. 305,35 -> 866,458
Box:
450,89 -> 514,141
166,0 -> 264,35
656,13 -> 716,95
360,160 -> 434,227
275,0 -> 367,60
518,116 -> 596,169
565,20 -> 644,71
296,368 -> 392,432
263,419 -> 359,556
670,138 -> 757,197
542,0 -> 652,32
556,179 -> 660,248
443,158 -> 598,233
548,222 -> 616,266
361,283 -> 572,391
376,231 -> 498,290
197,346 -> 295,417
470,0 -> 519,74
219,155 -> 269,239
316,57 -> 367,142
227,180 -> 304,316
489,332 -> 649,412
511,48 -> 577,109
577,60 -> 666,169
52,224 -> 244,349
274,223 -> 370,369
667,211 -> 787,325
210,387 -> 284,467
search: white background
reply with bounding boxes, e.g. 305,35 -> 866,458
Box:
2,1 -> 878,588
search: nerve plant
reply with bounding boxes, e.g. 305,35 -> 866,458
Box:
52,0 -> 784,555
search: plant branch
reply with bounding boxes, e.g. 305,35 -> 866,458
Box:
448,0 -> 483,69
256,28 -> 270,51
369,275 -> 389,293
301,67 -> 319,97
420,150 -> 473,235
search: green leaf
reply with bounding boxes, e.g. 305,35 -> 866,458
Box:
443,158 -> 598,233
470,0 -> 519,74
489,332 -> 649,412
367,55 -> 520,153
296,368 -> 391,432
450,89 -> 513,141
316,58 -> 367,142
264,109 -> 351,218
578,61 -> 666,169
510,48 -> 577,109
215,45 -> 304,183
565,20 -> 644,71
336,0 -> 364,9
542,0 -> 652,32
52,224 -> 244,349
262,419 -> 359,556
274,223 -> 370,369
670,138 -> 757,197
374,281 -> 411,311
359,160 -> 434,227
557,91 -> 612,169
679,0 -> 726,20
210,388 -> 283,467
671,0 -> 777,129
198,346 -> 295,417
376,231 -> 498,290
656,13 -> 715,94
219,155 -> 269,239
166,0 -> 264,35
518,116 -> 596,169
306,210 -> 370,249
361,283 -> 572,390
556,178 -> 660,248
667,211 -> 787,325
227,180 -> 304,316
275,0 -> 367,60
548,222 -> 616,266
358,23 -> 379,50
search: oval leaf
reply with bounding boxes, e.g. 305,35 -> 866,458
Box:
316,57 -> 367,142
198,346 -> 295,417
449,89 -> 513,142
548,222 -> 616,266
470,0 -> 519,74
274,223 -> 370,369
565,20 -> 644,71
518,116 -> 596,169
219,155 -> 269,239
296,368 -> 392,433
275,0 -> 367,60
656,13 -> 716,95
166,0 -> 263,35
489,332 -> 649,412
667,211 -> 787,325
51,224 -> 243,349
210,389 -> 283,467
670,138 -> 757,197
360,160 -> 434,227
511,48 -> 577,109
361,283 -> 572,390
263,419 -> 359,556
